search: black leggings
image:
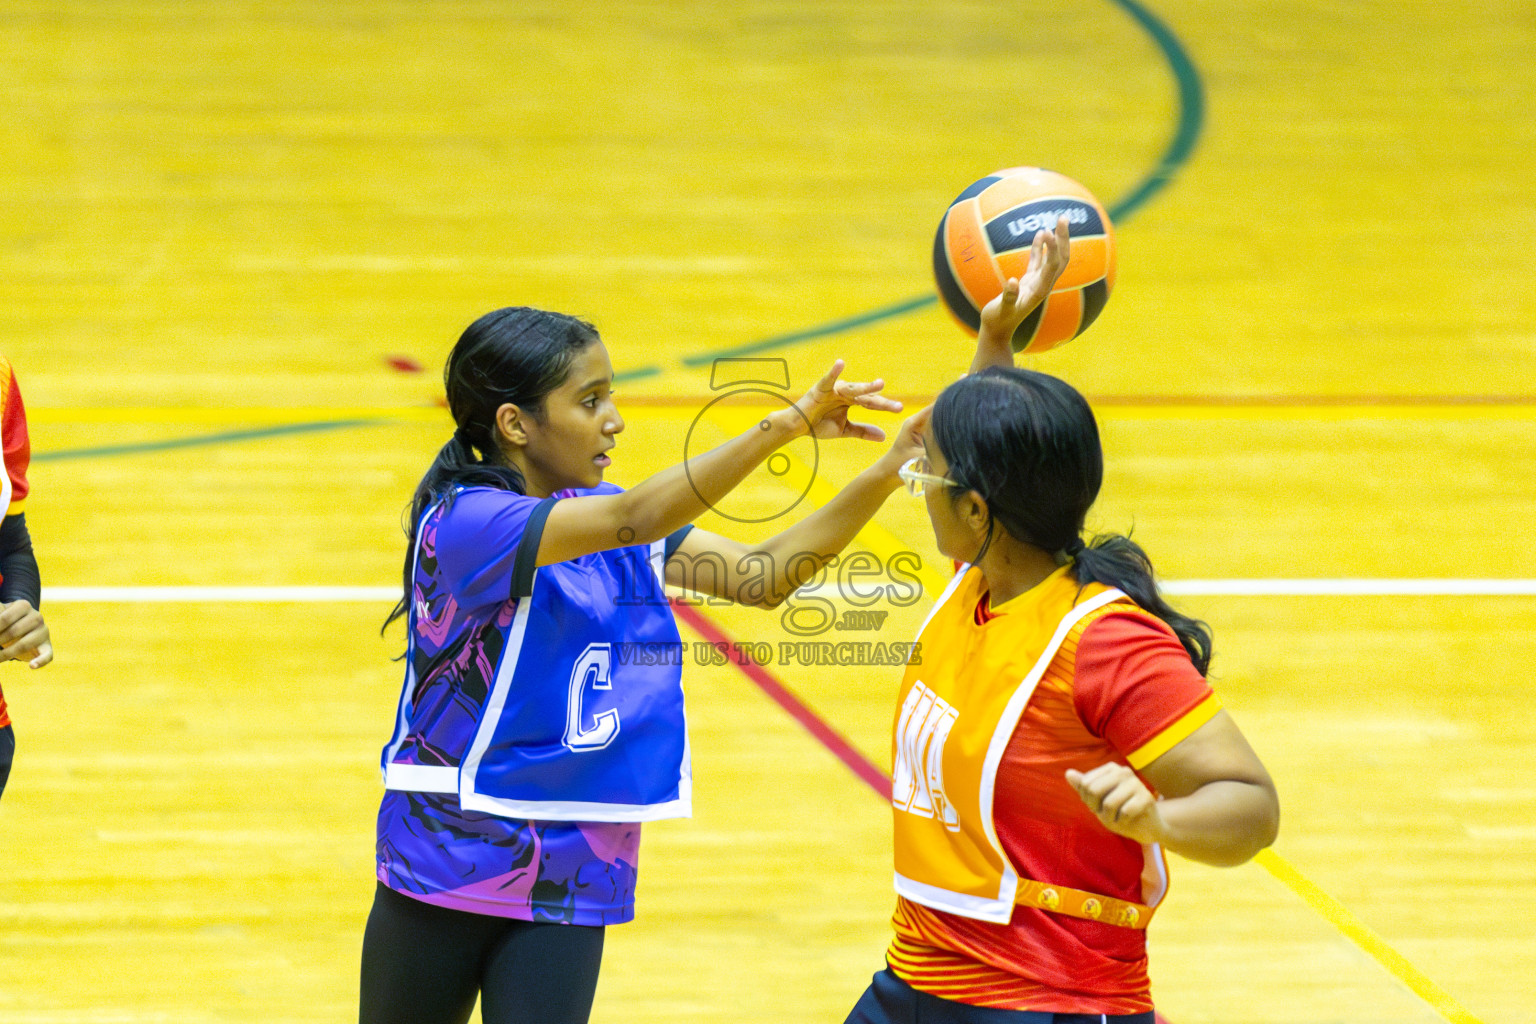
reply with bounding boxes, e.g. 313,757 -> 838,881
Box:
0,725 -> 13,801
359,882 -> 605,1024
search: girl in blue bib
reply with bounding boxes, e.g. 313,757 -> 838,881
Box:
360,306 -> 927,1024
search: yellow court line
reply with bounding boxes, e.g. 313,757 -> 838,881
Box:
30,401 -> 1504,1023
1255,849 -> 1486,1024
27,403 -> 1536,425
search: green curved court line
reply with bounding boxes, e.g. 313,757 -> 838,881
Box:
34,419 -> 389,462
680,0 -> 1204,368
1101,0 -> 1205,223
39,0 -> 1198,461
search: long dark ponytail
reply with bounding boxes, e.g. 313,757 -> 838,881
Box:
384,306 -> 600,630
930,367 -> 1212,675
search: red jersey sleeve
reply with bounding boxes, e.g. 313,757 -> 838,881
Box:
1072,611 -> 1220,769
0,359 -> 31,515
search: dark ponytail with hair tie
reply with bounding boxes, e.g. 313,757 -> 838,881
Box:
933,367 -> 1213,676
1054,537 -> 1086,565
451,423 -> 482,462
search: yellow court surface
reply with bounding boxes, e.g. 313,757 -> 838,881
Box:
2,2 -> 1534,1022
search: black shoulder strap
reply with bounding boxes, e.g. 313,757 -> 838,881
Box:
663,523 -> 695,560
511,497 -> 559,599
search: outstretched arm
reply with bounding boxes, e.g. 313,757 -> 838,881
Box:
536,361 -> 901,566
1066,710 -> 1279,867
665,408 -> 929,607
969,214 -> 1072,375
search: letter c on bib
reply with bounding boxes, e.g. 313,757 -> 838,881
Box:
564,643 -> 620,751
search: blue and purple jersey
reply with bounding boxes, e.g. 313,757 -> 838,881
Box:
376,791 -> 641,925
375,484 -> 692,924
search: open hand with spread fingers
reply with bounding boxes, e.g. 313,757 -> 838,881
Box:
792,359 -> 904,442
979,213 -> 1073,346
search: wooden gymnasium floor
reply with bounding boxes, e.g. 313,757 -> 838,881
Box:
1,1 -> 1533,1021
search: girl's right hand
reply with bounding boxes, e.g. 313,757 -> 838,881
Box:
790,359 -> 903,441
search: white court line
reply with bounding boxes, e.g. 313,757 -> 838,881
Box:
43,586 -> 400,602
1162,579 -> 1536,596
37,580 -> 1536,602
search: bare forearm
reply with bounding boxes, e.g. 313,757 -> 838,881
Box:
760,466 -> 903,592
622,410 -> 803,544
968,333 -> 1015,375
1153,779 -> 1280,867
1072,712 -> 1278,867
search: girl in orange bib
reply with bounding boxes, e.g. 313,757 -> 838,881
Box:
847,219 -> 1280,1022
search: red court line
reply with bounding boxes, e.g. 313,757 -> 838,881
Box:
671,601 -> 890,798
671,599 -> 1175,1024
384,354 -> 426,373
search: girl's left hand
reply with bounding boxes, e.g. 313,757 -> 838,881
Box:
0,599 -> 53,669
792,360 -> 903,441
1066,762 -> 1164,846
874,405 -> 931,483
979,215 -> 1072,344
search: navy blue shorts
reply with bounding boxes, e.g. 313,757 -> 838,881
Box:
0,725 -> 13,801
844,969 -> 1156,1024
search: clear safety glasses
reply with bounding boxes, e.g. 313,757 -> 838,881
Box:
897,456 -> 958,496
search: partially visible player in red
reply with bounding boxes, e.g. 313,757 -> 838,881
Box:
847,219 -> 1279,1023
0,354 -> 53,803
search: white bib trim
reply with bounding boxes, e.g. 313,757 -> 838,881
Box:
383,763 -> 457,793
379,503 -> 437,779
458,780 -> 693,823
894,871 -> 1014,924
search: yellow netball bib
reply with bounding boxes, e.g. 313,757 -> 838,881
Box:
891,565 -> 1131,925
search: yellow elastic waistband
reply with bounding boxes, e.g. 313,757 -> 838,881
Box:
1014,878 -> 1153,930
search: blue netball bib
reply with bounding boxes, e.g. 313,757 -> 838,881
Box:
456,497 -> 691,822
